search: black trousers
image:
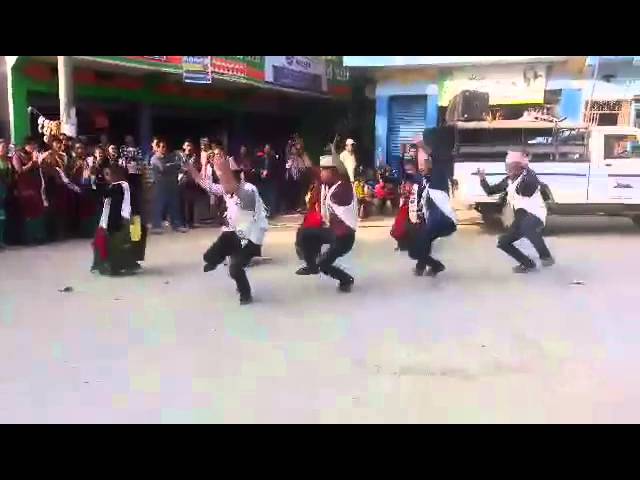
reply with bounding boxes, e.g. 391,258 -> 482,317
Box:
299,227 -> 355,284
498,210 -> 552,268
203,230 -> 261,297
409,214 -> 457,271
179,183 -> 199,227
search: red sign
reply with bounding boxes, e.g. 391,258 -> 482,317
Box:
125,56 -> 182,65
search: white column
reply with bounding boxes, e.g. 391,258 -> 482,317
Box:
57,56 -> 77,137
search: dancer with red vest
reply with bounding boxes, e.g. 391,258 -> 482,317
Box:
295,142 -> 357,293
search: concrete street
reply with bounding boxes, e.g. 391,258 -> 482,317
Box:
1,215 -> 639,423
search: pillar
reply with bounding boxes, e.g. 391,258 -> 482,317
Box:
6,56 -> 29,143
57,56 -> 77,137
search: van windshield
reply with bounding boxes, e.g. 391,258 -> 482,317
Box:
604,134 -> 640,159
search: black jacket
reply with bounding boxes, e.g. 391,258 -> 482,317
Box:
104,183 -> 126,234
480,168 -> 551,205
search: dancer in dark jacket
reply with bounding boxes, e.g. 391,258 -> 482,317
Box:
410,127 -> 457,277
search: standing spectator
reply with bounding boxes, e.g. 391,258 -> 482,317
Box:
60,133 -> 74,167
339,138 -> 357,183
41,136 -> 72,241
119,134 -> 143,169
285,137 -> 312,213
98,133 -> 110,151
106,144 -> 120,165
150,139 -> 186,234
257,143 -> 278,218
0,139 -> 12,249
11,137 -> 46,244
177,139 -> 199,229
237,145 -> 258,185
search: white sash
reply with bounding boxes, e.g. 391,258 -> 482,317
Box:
321,181 -> 358,231
423,186 -> 457,223
99,181 -> 131,229
505,174 -> 547,225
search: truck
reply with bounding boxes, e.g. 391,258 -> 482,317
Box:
451,120 -> 640,228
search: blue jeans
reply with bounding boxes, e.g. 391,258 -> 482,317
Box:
153,184 -> 182,229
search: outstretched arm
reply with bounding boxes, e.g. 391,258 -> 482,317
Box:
478,169 -> 509,196
186,162 -> 224,197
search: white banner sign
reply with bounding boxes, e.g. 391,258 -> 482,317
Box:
439,64 -> 547,106
264,56 -> 327,92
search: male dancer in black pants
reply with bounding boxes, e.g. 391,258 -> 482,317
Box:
295,150 -> 357,293
478,150 -> 555,273
296,148 -> 358,292
187,146 -> 268,304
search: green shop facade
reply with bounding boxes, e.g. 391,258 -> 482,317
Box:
7,56 -> 354,160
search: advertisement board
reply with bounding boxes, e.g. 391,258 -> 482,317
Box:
264,56 -> 327,93
438,64 -> 547,106
182,56 -> 212,84
211,56 -> 265,83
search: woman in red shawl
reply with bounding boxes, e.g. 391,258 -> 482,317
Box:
11,136 -> 47,244
41,136 -> 73,241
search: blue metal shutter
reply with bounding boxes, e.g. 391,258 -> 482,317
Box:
388,96 -> 427,173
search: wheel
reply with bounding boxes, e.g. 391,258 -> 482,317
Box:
632,215 -> 640,228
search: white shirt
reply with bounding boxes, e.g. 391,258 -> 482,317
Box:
339,150 -> 356,183
196,178 -> 268,245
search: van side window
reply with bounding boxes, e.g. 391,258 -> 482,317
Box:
604,135 -> 640,159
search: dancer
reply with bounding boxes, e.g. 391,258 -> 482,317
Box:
188,146 -> 268,305
91,164 -> 139,276
478,150 -> 554,273
295,143 -> 357,293
411,127 -> 457,277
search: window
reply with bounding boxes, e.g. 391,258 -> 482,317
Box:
604,134 -> 640,159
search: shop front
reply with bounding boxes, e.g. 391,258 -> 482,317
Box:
7,56 -> 353,160
344,56 -> 587,169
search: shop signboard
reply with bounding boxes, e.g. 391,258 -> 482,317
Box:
210,56 -> 265,83
182,56 -> 212,84
264,56 -> 327,93
438,64 -> 547,106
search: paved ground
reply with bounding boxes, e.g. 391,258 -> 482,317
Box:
1,215 -> 639,423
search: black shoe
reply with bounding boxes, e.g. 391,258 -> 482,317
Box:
541,257 -> 555,267
426,264 -> 446,277
239,294 -> 253,305
513,264 -> 536,274
203,263 -> 217,273
413,266 -> 426,277
126,262 -> 142,272
296,266 -> 320,275
338,279 -> 354,293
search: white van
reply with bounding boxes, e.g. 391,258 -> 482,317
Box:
452,120 -> 640,227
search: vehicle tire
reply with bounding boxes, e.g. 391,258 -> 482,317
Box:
632,215 -> 640,228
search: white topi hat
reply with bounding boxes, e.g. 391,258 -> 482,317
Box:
505,150 -> 529,167
320,154 -> 340,168
345,138 -> 356,146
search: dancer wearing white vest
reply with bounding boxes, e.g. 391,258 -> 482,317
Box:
188,146 -> 268,305
478,150 -> 555,274
295,148 -> 357,293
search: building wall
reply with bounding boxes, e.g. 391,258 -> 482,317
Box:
374,79 -> 438,167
